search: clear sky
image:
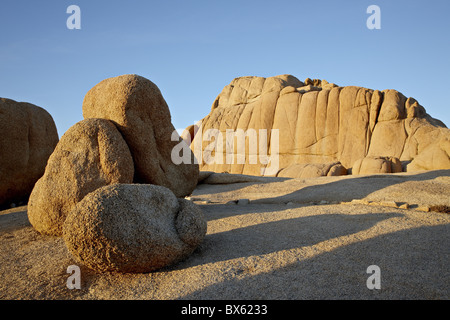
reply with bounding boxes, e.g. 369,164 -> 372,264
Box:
1,0 -> 449,137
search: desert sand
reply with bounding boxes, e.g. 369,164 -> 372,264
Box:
1,170 -> 449,300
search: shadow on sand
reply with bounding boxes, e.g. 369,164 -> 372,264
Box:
182,209 -> 404,266
179,222 -> 449,299
195,169 -> 450,205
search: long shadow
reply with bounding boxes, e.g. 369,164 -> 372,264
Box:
251,169 -> 450,204
179,223 -> 450,299
0,207 -> 30,233
172,210 -> 403,269
198,202 -> 307,222
193,177 -> 289,197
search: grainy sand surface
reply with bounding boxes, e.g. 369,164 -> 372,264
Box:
1,170 -> 449,300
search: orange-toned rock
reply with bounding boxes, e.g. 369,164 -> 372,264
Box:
27,118 -> 134,236
63,184 -> 207,273
83,74 -> 198,197
352,156 -> 402,175
0,98 -> 59,208
190,75 -> 450,177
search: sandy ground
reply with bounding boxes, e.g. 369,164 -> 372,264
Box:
0,170 -> 449,300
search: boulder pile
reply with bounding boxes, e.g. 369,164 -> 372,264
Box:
26,75 -> 205,273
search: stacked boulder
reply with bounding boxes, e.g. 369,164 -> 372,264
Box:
82,75 -> 198,197
27,75 -> 205,273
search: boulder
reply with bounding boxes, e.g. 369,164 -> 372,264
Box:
181,124 -> 198,145
190,75 -> 450,176
27,118 -> 134,236
62,184 -> 207,273
0,98 -> 59,208
407,136 -> 450,171
82,74 -> 199,197
277,162 -> 347,178
352,156 -> 402,175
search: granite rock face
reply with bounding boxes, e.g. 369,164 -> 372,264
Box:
0,98 -> 59,208
27,118 -> 134,236
63,184 -> 207,273
189,75 -> 450,177
83,74 -> 199,197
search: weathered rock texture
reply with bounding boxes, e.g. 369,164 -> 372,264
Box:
189,75 -> 450,177
0,98 -> 59,208
27,119 -> 134,236
82,74 -> 198,197
63,184 -> 207,273
277,162 -> 347,178
352,156 -> 402,175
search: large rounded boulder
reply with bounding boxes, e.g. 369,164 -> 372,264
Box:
62,184 -> 207,273
82,74 -> 199,197
0,98 -> 59,208
27,118 -> 134,236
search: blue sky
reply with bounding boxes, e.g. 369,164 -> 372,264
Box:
1,0 -> 449,137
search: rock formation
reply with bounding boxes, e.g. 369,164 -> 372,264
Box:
23,75 -> 205,274
188,75 -> 450,177
82,74 -> 199,197
27,118 -> 134,236
63,184 -> 207,273
0,98 -> 59,208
